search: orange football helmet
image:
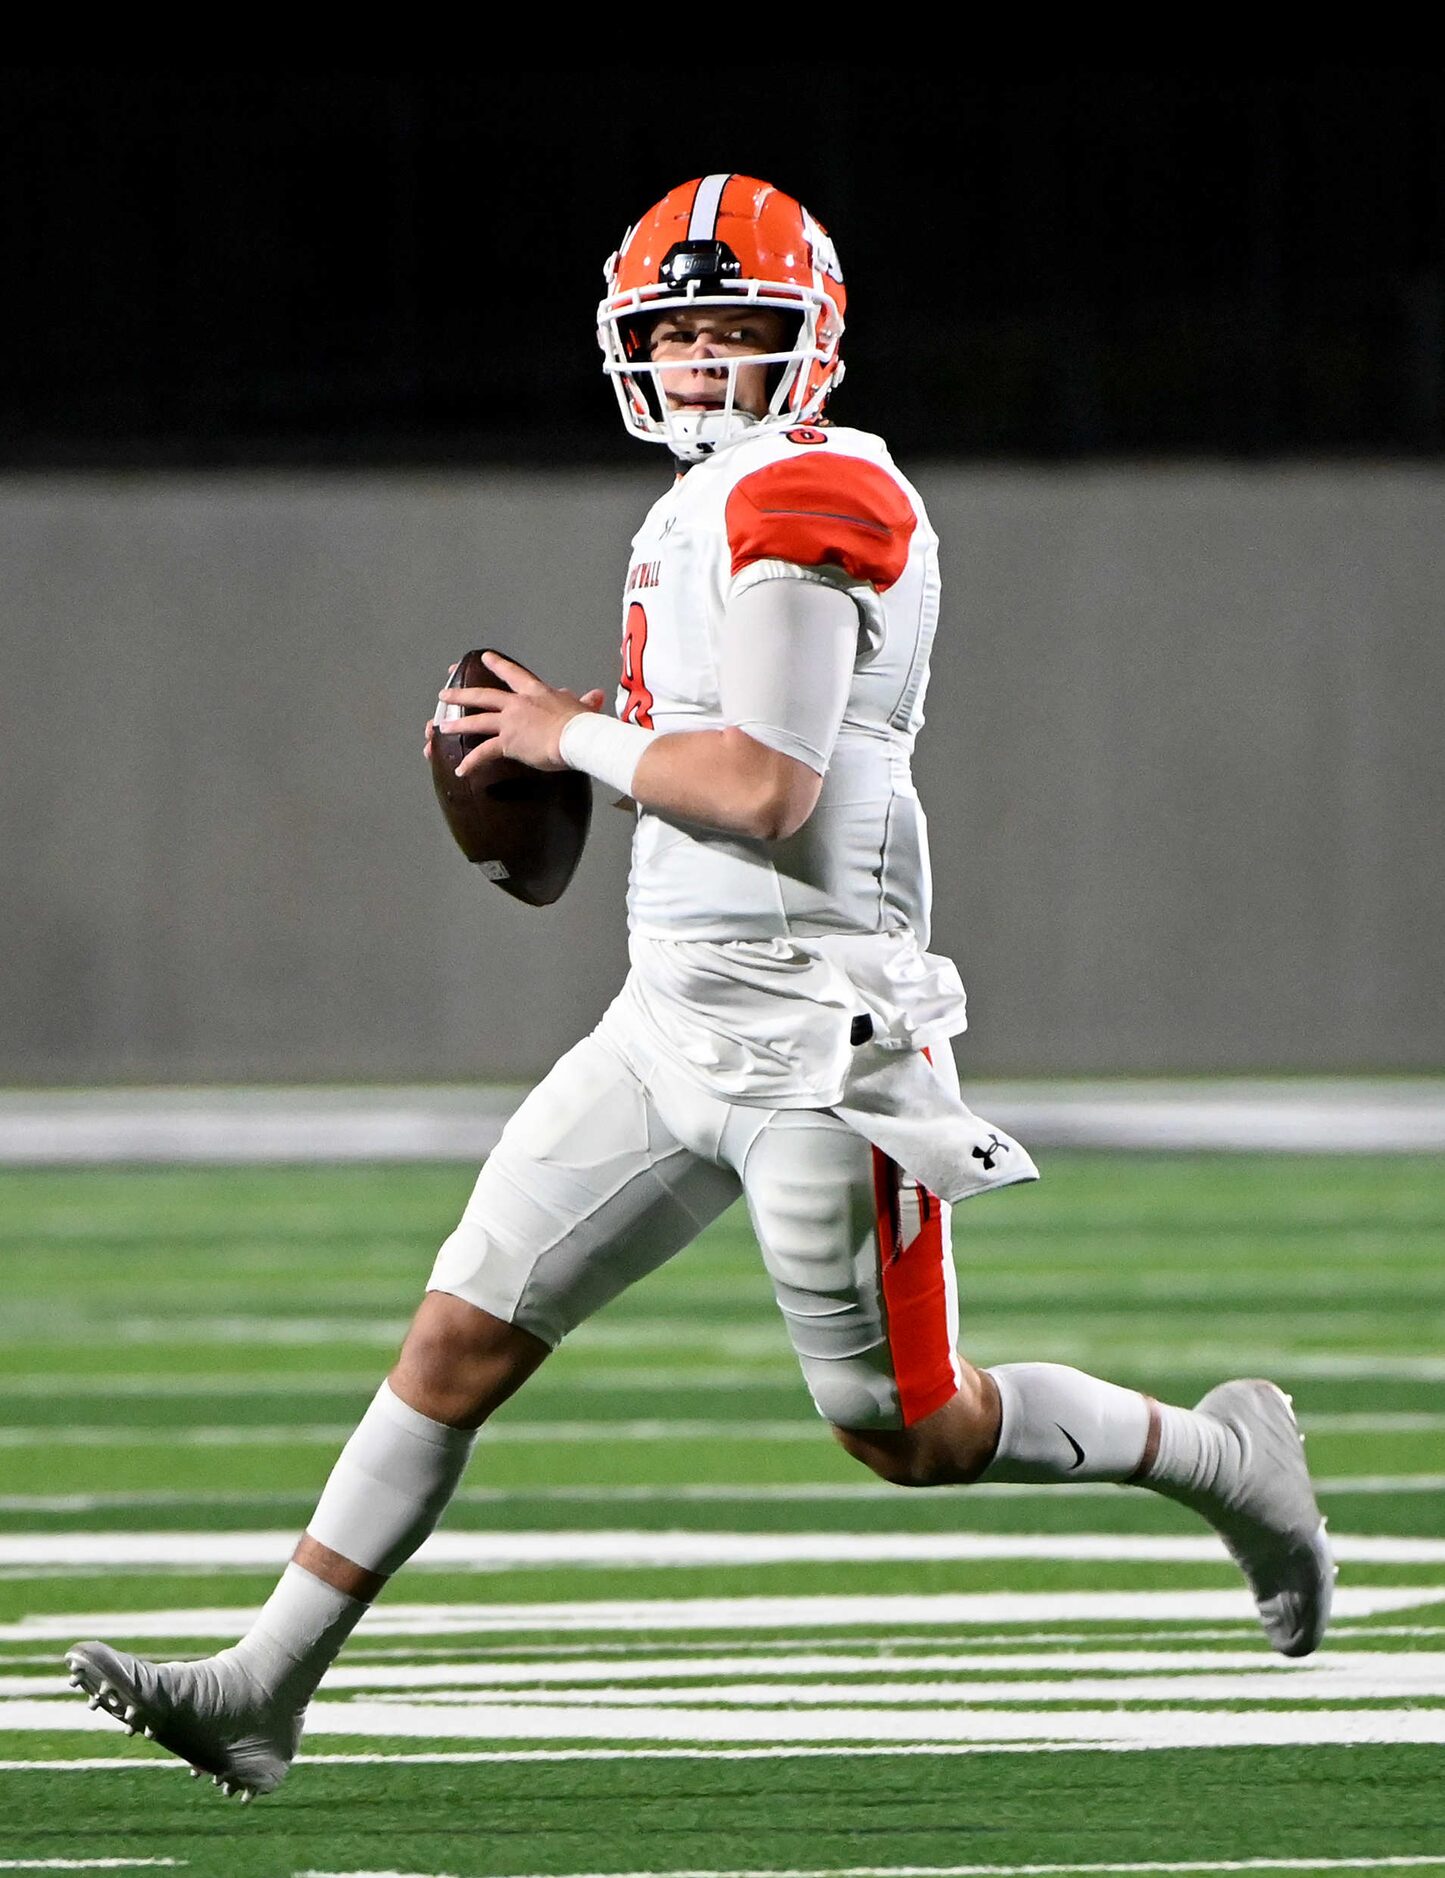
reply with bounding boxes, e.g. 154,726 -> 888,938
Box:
598,174 -> 847,461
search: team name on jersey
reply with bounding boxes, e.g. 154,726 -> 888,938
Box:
626,559 -> 662,592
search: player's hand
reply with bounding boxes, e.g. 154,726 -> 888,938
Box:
437,652 -> 605,776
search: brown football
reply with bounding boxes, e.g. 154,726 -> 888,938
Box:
429,648 -> 592,907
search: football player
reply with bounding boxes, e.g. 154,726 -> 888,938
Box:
67,175 -> 1334,1797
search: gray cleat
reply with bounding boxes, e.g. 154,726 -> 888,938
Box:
64,1641 -> 301,1798
1179,1378 -> 1336,1657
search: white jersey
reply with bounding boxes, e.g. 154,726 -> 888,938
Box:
605,422 -> 979,1123
617,423 -> 941,943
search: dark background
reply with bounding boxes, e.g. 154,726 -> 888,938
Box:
6,65 -> 1445,467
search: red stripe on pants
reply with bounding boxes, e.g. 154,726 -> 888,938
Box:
872,1148 -> 956,1426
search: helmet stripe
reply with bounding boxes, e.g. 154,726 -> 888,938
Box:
686,173 -> 732,241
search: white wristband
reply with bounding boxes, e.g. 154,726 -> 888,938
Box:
558,710 -> 657,797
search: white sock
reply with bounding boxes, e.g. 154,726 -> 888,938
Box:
983,1362 -> 1242,1502
984,1362 -> 1150,1481
307,1381 -> 478,1574
1143,1399 -> 1242,1502
220,1383 -> 477,1706
222,1563 -> 367,1708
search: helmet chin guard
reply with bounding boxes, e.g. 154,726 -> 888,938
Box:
598,175 -> 846,462
666,401 -> 760,460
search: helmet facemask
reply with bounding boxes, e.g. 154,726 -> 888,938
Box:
611,293 -> 817,462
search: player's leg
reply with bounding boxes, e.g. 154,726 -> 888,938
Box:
67,1030 -> 741,1795
737,1105 -> 1333,1658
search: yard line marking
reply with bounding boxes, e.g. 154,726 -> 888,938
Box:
329,1643 -> 1445,1700
0,1864 -> 183,1871
0,1420 -> 821,1447
3,1587 -> 1432,1644
3,1360 -> 1442,1397
9,1647 -> 1444,1699
1149,1359 -> 1445,1389
4,1412 -> 1442,1450
0,1530 -> 1440,1570
0,1317 -> 787,1357
4,1740 -> 1445,1772
350,1664 -> 1445,1704
9,1697 -> 1445,1745
0,1375 -> 381,1398
292,1860 -> 1445,1878
0,1426 -> 357,1447
1,1473 -> 1438,1516
1301,1414 -> 1445,1432
1316,1474 -> 1445,1492
0,1368 -> 798,1398
286,1858 -> 1445,1878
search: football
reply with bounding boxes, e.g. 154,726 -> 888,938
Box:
429,648 -> 593,906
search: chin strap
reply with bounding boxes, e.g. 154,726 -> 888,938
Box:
667,407 -> 760,461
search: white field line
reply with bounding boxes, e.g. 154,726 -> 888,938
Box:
2,1412 -> 1441,1452
287,1859 -> 1445,1878
0,1319 -> 790,1358
26,1643 -> 1426,1706
0,1420 -> 821,1447
1314,1474 -> 1445,1492
17,1311 -> 1445,1382
0,1632 -> 1332,1664
1302,1413 -> 1445,1431
293,1861 -> 1445,1878
4,1647 -> 1436,1697
4,1588 -> 1434,1645
6,1318 -> 410,1349
8,1697 -> 1445,1746
0,1530 -> 1440,1571
1083,1356 -> 1445,1384
1,1474 -> 1440,1518
0,1375 -> 382,1397
0,1361 -> 1436,1398
332,1629 -> 1445,1653
0,1748 -> 1204,1775
2,1738 -> 1444,1771
346,1667 -> 1445,1705
72,1623 -> 1385,1660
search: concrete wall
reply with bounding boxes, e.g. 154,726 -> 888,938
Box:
3,465 -> 1440,1083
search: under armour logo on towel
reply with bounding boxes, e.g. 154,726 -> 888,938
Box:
972,1132 -> 1008,1172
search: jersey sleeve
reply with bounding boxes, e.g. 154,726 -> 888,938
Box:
724,452 -> 918,593
719,579 -> 858,775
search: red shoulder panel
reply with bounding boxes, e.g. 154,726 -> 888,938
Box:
725,453 -> 917,591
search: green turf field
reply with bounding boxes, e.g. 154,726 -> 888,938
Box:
0,1154 -> 1442,1877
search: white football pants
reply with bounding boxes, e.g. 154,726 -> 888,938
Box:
428,1018 -> 963,1432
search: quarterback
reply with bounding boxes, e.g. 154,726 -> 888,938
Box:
67,175 -> 1335,1796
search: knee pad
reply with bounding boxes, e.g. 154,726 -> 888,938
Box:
800,1353 -> 904,1432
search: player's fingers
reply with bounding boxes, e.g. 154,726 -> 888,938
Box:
482,650 -> 542,692
455,740 -> 506,780
435,715 -> 497,741
437,687 -> 505,710
580,689 -> 606,711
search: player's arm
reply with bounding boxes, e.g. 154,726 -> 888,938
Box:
630,726 -> 824,842
617,577 -> 857,840
441,585 -> 856,842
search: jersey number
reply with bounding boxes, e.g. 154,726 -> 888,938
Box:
620,602 -> 655,729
